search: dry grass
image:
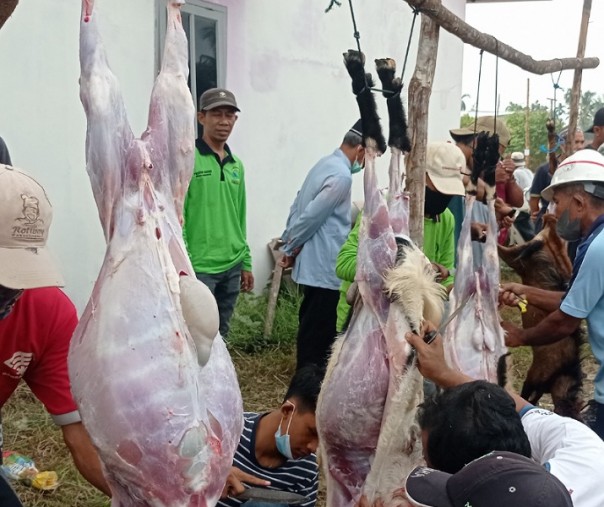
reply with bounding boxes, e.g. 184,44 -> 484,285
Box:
2,268 -> 598,506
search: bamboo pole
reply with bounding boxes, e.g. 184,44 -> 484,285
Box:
406,14 -> 439,248
402,0 -> 599,75
565,0 -> 592,156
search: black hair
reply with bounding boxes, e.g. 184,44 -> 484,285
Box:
417,380 -> 531,474
283,365 -> 324,413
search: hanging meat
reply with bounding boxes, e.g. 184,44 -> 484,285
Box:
444,132 -> 507,382
316,52 -> 444,507
69,1 -> 243,505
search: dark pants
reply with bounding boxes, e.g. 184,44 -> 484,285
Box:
296,286 -> 339,371
196,263 -> 242,338
593,401 -> 604,440
0,474 -> 23,507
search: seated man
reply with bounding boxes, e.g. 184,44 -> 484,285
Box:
0,164 -> 109,497
219,365 -> 322,507
404,323 -> 604,507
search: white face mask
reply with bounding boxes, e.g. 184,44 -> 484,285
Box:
274,400 -> 296,460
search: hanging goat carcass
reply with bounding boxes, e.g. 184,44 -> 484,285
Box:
316,52 -> 444,507
499,214 -> 583,419
69,1 -> 243,505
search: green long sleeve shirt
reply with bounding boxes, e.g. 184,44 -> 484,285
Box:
183,139 -> 252,274
335,210 -> 456,331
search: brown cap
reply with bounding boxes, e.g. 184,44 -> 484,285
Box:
450,116 -> 511,148
198,88 -> 240,112
0,164 -> 64,289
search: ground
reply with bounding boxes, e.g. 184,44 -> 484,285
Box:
1,273 -> 598,506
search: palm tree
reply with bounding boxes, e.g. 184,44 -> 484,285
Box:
0,0 -> 19,31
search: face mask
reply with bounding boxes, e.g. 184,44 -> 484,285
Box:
424,187 -> 452,217
275,401 -> 295,460
556,208 -> 582,242
350,160 -> 363,174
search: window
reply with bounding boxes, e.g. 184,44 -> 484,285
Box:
157,0 -> 227,110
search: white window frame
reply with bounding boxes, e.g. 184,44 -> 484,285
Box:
156,0 -> 227,106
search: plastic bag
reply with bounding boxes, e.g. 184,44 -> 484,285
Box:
1,451 -> 58,491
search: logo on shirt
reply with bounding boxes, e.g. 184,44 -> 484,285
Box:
12,194 -> 46,242
4,351 -> 33,377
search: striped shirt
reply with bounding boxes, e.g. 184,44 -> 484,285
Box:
218,412 -> 318,507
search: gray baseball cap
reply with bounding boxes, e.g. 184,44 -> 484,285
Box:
199,88 -> 240,112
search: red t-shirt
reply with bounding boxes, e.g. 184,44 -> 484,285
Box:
0,288 -> 79,419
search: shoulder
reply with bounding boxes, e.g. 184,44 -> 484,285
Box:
20,288 -> 77,316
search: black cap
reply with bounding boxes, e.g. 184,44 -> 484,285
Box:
405,451 -> 573,507
348,119 -> 363,137
198,88 -> 240,112
586,107 -> 604,133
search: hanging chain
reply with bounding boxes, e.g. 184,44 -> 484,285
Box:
473,50 -> 485,136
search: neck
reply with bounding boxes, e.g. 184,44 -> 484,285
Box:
255,411 -> 286,468
583,208 -> 604,235
340,144 -> 355,164
203,135 -> 227,158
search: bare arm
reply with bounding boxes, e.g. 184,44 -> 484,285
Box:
220,466 -> 270,499
502,309 -> 581,348
505,179 -> 524,208
62,422 -> 111,496
529,195 -> 541,216
499,282 -> 564,313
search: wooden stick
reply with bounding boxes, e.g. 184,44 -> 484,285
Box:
403,0 -> 599,74
0,0 -> 19,31
407,14 -> 439,248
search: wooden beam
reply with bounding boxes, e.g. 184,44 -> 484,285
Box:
565,0 -> 592,156
0,0 -> 19,31
403,0 -> 599,75
407,14 -> 439,248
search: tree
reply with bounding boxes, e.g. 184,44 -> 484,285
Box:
562,89 -> 604,131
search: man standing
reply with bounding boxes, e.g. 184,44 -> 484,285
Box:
586,107 -> 604,150
0,164 -> 110,497
280,121 -> 364,371
501,149 -> 604,440
183,88 -> 253,338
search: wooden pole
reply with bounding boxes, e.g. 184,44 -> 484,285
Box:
407,14 -> 439,248
0,0 -> 19,30
565,0 -> 592,156
525,78 -> 530,167
402,0 -> 599,75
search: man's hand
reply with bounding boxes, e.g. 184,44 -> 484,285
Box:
495,161 -> 511,183
241,271 -> 254,292
501,321 -> 525,347
494,198 -> 515,230
470,222 -> 488,242
405,322 -> 467,388
498,282 -> 527,308
431,263 -> 449,283
279,255 -> 296,269
357,495 -> 385,507
221,466 -> 271,499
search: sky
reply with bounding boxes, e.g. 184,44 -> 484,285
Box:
461,0 -> 603,116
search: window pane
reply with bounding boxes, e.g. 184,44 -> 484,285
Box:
193,17 -> 218,104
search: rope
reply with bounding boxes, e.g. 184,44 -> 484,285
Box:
400,7 -> 420,83
473,50 -> 485,137
325,0 -> 341,13
550,67 -> 563,124
493,41 -> 499,129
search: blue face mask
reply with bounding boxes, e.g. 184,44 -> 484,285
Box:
274,401 -> 295,460
350,160 -> 363,174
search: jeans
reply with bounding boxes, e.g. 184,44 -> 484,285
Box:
196,263 -> 242,338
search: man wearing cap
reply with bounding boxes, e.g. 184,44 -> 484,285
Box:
400,318 -> 604,507
510,151 -> 533,202
279,121 -> 365,371
529,127 -> 585,234
586,107 -> 604,151
0,165 -> 110,497
183,88 -> 253,339
501,149 -> 604,440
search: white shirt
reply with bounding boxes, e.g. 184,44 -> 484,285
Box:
521,406 -> 604,507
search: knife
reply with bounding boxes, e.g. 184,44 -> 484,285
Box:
236,487 -> 309,505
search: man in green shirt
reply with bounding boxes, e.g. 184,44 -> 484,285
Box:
183,88 -> 253,338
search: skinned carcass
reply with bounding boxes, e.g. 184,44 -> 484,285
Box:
444,134 -> 507,383
499,214 -> 583,419
316,52 -> 444,507
69,1 -> 242,506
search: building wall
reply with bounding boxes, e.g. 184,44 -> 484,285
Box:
0,0 -> 465,311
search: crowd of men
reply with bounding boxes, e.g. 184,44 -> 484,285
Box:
2,97 -> 604,507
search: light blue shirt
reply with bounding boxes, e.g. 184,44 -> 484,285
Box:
281,149 -> 353,290
560,229 -> 604,403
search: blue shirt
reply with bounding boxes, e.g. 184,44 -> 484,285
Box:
560,219 -> 604,403
281,149 -> 353,289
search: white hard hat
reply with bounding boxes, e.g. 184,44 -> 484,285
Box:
541,149 -> 604,201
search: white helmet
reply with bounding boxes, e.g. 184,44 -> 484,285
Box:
542,149 -> 604,201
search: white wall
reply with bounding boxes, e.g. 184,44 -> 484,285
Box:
0,0 -> 465,310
